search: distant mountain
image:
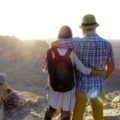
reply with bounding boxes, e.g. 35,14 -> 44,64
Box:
111,40 -> 120,69
0,36 -> 49,96
105,40 -> 120,92
0,36 -> 119,94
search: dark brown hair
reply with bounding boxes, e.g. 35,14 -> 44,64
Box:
58,25 -> 73,39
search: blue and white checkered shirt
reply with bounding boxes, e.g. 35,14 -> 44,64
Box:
57,32 -> 115,93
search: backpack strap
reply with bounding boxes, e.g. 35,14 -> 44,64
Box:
52,48 -> 72,58
52,48 -> 60,57
65,48 -> 73,58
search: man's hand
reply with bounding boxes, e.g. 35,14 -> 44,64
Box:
51,41 -> 59,48
105,63 -> 115,79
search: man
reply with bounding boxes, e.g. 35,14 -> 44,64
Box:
52,14 -> 115,120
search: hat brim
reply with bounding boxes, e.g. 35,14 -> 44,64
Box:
79,24 -> 99,29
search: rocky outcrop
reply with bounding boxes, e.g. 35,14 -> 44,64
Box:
104,109 -> 120,120
85,91 -> 120,120
1,90 -> 120,120
111,95 -> 120,109
3,91 -> 47,120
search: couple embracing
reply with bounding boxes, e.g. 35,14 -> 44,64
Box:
44,14 -> 115,120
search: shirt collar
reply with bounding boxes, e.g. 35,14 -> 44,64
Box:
84,32 -> 100,38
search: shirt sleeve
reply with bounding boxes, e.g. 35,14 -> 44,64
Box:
107,43 -> 115,64
73,52 -> 91,74
57,37 -> 79,48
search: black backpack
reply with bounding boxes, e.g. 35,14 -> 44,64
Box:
46,48 -> 75,92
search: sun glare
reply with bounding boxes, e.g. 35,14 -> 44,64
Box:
0,0 -> 120,40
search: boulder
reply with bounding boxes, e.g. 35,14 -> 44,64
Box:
85,109 -> 120,120
4,91 -> 47,120
111,95 -> 120,108
104,109 -> 120,120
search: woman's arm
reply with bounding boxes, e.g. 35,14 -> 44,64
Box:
73,52 -> 91,74
91,69 -> 106,78
42,55 -> 48,73
73,52 -> 106,77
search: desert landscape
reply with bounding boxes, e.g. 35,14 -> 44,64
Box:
0,36 -> 120,120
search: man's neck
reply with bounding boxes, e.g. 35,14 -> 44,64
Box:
83,30 -> 96,36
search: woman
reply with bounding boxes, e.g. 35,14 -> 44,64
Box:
43,25 -> 105,120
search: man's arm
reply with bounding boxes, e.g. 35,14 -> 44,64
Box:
51,37 -> 79,48
105,63 -> 115,78
105,42 -> 115,78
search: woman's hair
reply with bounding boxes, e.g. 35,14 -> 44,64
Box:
58,25 -> 73,39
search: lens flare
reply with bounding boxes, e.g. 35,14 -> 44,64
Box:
87,88 -> 104,104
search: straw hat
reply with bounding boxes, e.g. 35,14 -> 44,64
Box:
80,14 -> 99,29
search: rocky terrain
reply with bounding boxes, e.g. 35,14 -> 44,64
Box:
1,90 -> 120,120
0,36 -> 120,120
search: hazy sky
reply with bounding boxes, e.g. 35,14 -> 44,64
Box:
0,0 -> 120,40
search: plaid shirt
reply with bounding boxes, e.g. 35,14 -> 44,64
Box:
58,32 -> 115,93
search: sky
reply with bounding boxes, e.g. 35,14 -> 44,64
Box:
0,0 -> 120,40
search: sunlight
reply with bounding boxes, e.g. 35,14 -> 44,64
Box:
0,0 -> 120,40
87,88 -> 104,104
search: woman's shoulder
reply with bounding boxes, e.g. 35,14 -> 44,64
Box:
57,48 -> 73,54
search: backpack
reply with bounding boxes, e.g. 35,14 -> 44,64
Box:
47,48 -> 74,92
